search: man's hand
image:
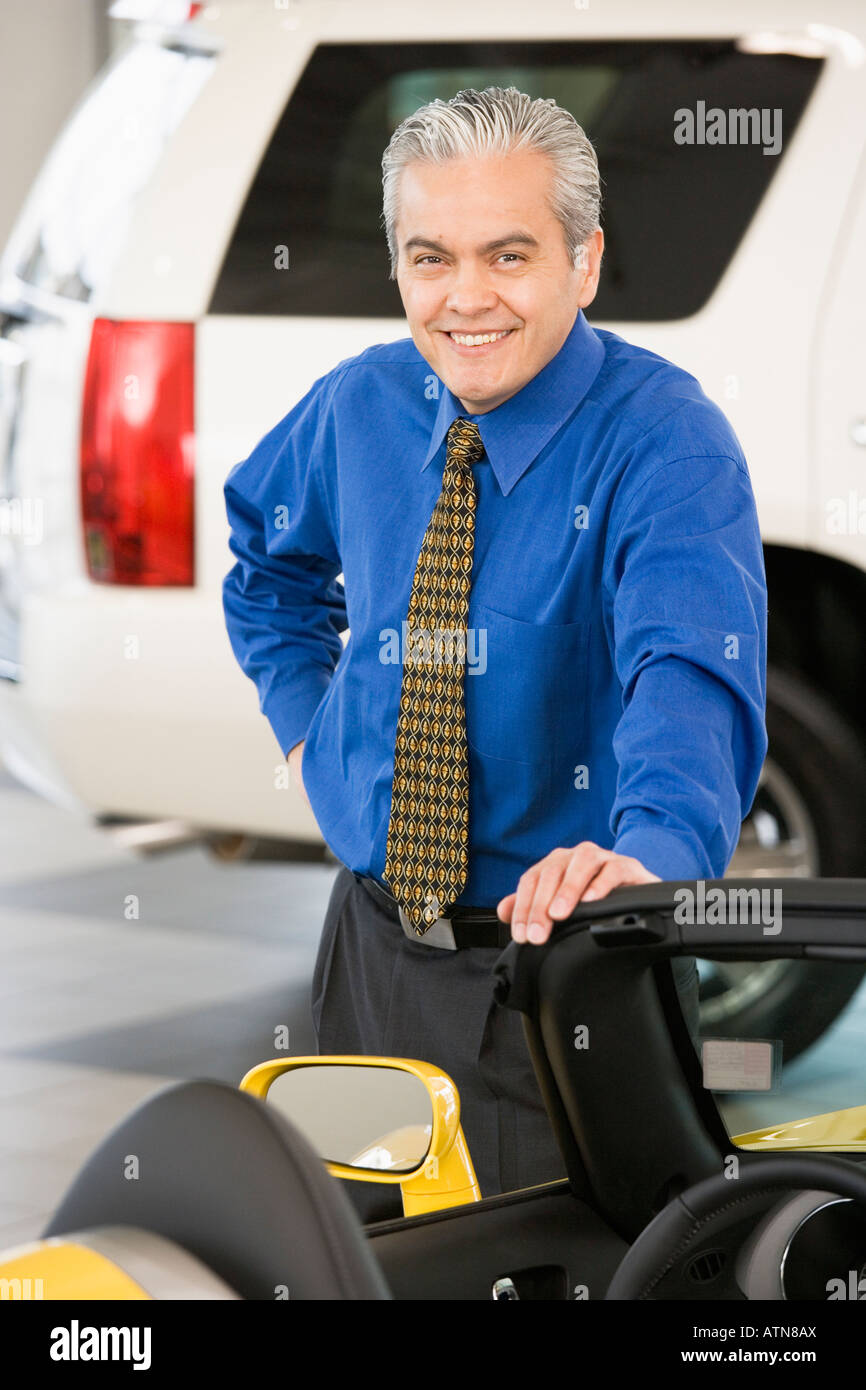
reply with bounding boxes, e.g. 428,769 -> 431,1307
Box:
496,842 -> 660,945
287,739 -> 311,808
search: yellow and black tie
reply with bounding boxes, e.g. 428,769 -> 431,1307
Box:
384,417 -> 485,934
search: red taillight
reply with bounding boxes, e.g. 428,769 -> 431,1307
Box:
80,318 -> 194,585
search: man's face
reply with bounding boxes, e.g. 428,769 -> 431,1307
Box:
394,148 -> 603,414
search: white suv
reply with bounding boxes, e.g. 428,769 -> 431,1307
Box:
1,1 -> 866,1038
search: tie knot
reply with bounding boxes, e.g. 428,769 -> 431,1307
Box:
446,417 -> 485,466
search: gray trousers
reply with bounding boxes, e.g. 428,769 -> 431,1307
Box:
312,864 -> 700,1216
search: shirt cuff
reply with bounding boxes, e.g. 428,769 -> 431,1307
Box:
261,669 -> 333,759
612,820 -> 713,881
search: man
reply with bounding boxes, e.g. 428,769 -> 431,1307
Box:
222,88 -> 768,1204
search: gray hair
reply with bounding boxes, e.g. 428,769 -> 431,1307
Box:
381,86 -> 602,278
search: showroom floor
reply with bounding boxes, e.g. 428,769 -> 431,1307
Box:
0,763 -> 336,1250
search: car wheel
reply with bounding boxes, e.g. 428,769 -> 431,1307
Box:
698,666 -> 866,1059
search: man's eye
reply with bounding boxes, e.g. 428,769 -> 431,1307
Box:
416,255 -> 442,265
497,253 -> 523,264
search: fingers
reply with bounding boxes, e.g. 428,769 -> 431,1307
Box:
520,844 -> 610,943
499,844 -> 662,945
496,892 -> 517,923
511,853 -> 564,944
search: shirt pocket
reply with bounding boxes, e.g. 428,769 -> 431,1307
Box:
465,604 -> 591,768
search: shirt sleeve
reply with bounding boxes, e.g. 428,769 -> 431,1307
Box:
222,373 -> 348,759
604,453 -> 768,880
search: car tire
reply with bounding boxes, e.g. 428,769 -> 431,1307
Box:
700,665 -> 866,1059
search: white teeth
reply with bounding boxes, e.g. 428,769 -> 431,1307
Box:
449,330 -> 510,346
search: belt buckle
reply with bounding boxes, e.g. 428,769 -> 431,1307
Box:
397,905 -> 457,950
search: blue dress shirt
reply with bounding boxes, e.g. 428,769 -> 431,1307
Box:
222,308 -> 768,905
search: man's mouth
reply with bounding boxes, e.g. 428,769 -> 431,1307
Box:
444,329 -> 514,348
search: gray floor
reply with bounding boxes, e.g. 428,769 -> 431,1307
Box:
0,765 -> 337,1249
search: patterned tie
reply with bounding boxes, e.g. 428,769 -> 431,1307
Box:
384,417 -> 485,934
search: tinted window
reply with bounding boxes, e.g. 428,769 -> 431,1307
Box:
210,41 -> 821,321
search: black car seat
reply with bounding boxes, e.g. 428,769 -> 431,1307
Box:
42,1079 -> 391,1300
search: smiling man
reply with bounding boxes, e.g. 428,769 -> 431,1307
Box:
397,149 -> 587,418
222,88 -> 768,1204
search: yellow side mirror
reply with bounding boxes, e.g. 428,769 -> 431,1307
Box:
240,1055 -> 480,1216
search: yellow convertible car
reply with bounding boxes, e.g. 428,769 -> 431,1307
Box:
3,877 -> 866,1301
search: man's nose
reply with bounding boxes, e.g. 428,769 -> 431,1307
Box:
444,262 -> 499,317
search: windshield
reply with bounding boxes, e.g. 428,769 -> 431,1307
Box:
694,957 -> 866,1149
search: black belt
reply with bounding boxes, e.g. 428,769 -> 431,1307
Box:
354,874 -> 513,950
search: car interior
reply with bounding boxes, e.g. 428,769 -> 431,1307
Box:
8,876 -> 866,1300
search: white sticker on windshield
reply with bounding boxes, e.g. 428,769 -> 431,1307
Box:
701,1038 -> 780,1092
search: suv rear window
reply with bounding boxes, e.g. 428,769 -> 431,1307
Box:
209,40 -> 821,322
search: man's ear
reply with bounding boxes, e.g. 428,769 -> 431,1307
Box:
575,227 -> 604,309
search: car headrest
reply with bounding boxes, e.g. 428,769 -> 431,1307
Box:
42,1079 -> 391,1300
0,1225 -> 241,1299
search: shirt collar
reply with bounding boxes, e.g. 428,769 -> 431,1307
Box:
422,308 -> 605,497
